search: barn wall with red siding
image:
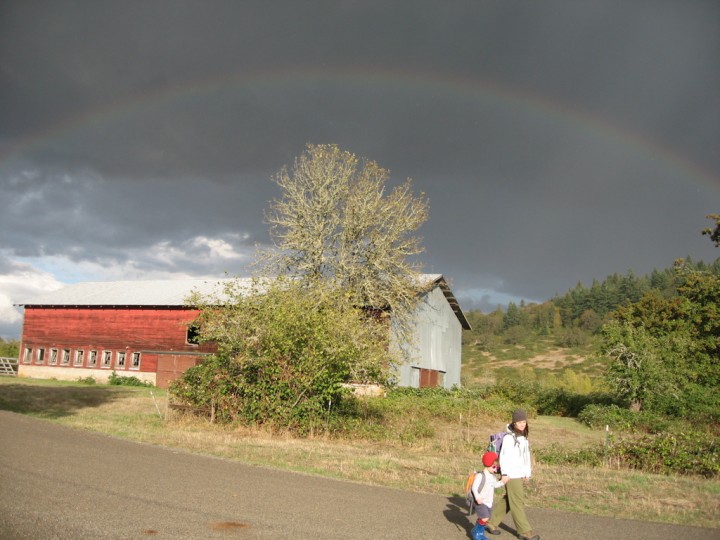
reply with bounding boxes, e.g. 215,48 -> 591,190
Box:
19,306 -> 213,385
22,306 -> 200,352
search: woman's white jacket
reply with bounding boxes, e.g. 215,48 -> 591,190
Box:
498,425 -> 532,479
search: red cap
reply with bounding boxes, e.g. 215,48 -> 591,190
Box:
482,451 -> 498,467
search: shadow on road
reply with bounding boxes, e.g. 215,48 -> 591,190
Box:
444,495 -> 521,538
0,382 -> 131,418
444,496 -> 473,538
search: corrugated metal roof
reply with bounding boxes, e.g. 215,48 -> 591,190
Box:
16,278 -> 243,307
16,273 -> 469,329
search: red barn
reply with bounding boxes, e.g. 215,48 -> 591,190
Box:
16,279 -> 233,388
17,275 -> 469,389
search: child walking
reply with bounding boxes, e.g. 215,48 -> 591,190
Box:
470,451 -> 508,540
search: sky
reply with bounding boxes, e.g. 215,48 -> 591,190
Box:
1,1 -> 718,339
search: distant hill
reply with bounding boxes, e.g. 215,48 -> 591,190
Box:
461,256 -> 720,388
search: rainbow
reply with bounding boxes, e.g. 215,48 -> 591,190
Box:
2,66 -> 718,192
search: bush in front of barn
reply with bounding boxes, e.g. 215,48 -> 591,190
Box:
170,280 -> 394,433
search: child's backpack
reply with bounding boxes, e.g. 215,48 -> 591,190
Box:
464,470 -> 486,515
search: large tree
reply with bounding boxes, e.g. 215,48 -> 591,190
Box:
257,144 -> 429,325
601,261 -> 720,417
174,145 -> 430,429
599,218 -> 720,416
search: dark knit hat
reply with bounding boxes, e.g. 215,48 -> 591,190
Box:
482,451 -> 499,467
512,409 -> 528,423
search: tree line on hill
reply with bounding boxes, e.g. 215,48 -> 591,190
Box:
464,256 -> 720,350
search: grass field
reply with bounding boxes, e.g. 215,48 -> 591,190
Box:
461,337 -> 606,388
0,376 -> 717,529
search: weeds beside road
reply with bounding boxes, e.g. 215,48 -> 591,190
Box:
0,378 -> 717,530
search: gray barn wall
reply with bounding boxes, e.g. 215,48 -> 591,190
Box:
394,286 -> 463,388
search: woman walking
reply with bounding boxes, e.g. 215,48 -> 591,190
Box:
485,410 -> 539,540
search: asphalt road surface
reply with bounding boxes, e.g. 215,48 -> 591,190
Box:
0,411 -> 716,539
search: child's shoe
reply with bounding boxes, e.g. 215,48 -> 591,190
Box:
471,523 -> 488,540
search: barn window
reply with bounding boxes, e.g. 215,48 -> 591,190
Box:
88,350 -> 98,367
35,348 -> 45,364
101,351 -> 112,368
131,352 -> 141,369
186,324 -> 201,345
49,349 -> 58,365
116,351 -> 126,368
61,349 -> 70,365
74,350 -> 84,367
23,348 -> 32,363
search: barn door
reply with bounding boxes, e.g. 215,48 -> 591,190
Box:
419,368 -> 439,388
156,354 -> 204,388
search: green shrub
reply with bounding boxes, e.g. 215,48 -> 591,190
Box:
483,374 -> 615,418
533,388 -> 615,417
170,281 -> 395,433
660,383 -> 720,423
502,326 -> 527,345
76,376 -> 96,385
609,431 -> 720,478
555,328 -> 590,348
487,374 -> 539,407
535,445 -> 606,467
578,404 -> 641,431
577,404 -> 681,433
537,431 -> 719,478
381,386 -> 516,423
0,338 -> 19,358
108,371 -> 152,387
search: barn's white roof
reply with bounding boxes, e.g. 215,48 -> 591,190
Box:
16,278 -> 244,307
16,273 -> 469,329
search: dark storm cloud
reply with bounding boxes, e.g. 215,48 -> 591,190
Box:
3,1 -> 718,175
1,166 -> 264,265
0,0 -> 718,334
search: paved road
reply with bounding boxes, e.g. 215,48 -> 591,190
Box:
0,411 -> 716,539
